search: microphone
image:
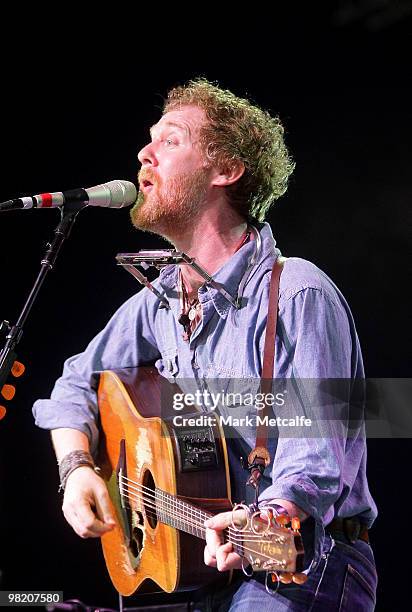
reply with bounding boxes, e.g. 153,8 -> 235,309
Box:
0,179 -> 137,212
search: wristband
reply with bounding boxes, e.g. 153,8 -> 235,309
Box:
58,450 -> 100,492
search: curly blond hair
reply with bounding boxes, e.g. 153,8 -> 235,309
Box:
164,78 -> 295,221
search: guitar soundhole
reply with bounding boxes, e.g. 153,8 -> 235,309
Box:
142,469 -> 157,529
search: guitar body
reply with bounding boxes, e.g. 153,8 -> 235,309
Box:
97,367 -> 232,596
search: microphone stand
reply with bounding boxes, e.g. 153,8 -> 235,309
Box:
0,203 -> 86,389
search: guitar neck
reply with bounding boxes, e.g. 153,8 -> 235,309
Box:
155,488 -> 212,539
154,488 -> 241,554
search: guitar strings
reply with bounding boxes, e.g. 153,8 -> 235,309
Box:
119,482 -> 230,536
118,490 -> 269,550
118,473 -> 255,540
117,477 -> 286,548
118,473 -> 265,539
118,473 -> 276,542
117,490 -> 288,562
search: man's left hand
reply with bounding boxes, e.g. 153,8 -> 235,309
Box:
204,511 -> 243,571
204,500 -> 308,572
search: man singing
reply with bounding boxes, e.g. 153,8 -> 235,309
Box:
33,79 -> 377,610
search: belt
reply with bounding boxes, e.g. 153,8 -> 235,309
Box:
326,516 -> 369,544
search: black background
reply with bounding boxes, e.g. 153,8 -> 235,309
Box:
0,4 -> 411,611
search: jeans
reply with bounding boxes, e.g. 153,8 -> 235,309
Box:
192,534 -> 377,611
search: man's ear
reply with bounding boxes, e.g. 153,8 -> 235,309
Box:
211,160 -> 245,187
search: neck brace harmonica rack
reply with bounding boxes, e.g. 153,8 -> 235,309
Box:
115,250 -> 239,310
115,225 -> 262,311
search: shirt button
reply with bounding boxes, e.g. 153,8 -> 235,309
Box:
192,362 -> 200,370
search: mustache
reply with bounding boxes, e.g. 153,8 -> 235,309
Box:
138,168 -> 158,185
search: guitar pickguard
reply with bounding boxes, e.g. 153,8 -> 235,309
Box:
109,438 -> 148,571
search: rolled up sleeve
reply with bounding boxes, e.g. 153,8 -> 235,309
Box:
32,290 -> 160,454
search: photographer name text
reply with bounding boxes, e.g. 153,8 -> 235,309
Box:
172,414 -> 312,427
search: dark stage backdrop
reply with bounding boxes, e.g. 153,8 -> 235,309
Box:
0,7 -> 410,611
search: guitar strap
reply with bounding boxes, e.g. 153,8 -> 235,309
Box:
245,256 -> 285,494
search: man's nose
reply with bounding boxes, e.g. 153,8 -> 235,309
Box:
137,142 -> 158,167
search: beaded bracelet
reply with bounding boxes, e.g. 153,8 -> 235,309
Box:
58,450 -> 100,492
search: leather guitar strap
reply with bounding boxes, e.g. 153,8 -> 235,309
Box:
246,257 -> 285,488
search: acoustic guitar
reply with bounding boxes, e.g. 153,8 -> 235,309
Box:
97,367 -> 305,596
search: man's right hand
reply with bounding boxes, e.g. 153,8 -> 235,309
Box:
62,466 -> 116,538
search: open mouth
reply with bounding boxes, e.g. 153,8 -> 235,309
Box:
140,179 -> 154,192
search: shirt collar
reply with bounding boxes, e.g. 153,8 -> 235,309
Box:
158,222 -> 279,318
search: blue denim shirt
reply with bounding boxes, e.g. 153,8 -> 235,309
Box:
33,222 -> 377,565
